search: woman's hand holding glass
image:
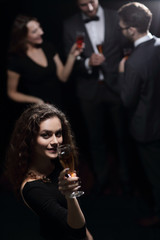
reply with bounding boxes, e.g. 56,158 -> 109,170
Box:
58,168 -> 81,198
70,31 -> 85,60
57,144 -> 84,198
69,42 -> 84,59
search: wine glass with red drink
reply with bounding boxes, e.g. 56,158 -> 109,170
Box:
76,31 -> 85,60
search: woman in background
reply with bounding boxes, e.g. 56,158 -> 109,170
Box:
7,14 -> 82,108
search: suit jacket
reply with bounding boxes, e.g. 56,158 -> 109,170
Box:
120,37 -> 160,142
63,7 -> 125,103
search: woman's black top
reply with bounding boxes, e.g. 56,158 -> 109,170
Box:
22,161 -> 86,240
7,42 -> 63,108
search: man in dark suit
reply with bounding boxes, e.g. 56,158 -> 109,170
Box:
63,0 -> 130,194
118,2 -> 160,226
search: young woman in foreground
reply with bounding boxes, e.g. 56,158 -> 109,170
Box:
6,103 -> 93,240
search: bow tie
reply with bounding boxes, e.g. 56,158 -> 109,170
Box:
84,16 -> 99,24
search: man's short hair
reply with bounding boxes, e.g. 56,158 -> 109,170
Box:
118,2 -> 152,33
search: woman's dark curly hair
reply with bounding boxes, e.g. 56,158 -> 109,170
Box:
8,14 -> 38,56
5,103 -> 78,197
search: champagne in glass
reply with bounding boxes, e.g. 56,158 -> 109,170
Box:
96,42 -> 104,81
58,144 -> 75,175
58,144 -> 84,198
96,43 -> 103,54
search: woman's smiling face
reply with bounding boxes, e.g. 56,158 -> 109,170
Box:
26,20 -> 44,45
34,116 -> 63,160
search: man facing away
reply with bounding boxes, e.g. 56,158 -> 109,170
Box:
63,0 -> 131,194
118,2 -> 160,226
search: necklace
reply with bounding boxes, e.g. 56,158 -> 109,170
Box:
27,169 -> 51,183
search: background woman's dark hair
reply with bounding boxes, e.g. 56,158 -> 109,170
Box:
5,103 -> 78,198
8,14 -> 38,56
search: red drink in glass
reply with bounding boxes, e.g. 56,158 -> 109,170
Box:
76,31 -> 85,49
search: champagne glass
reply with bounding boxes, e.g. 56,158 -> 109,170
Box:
96,43 -> 103,54
58,144 -> 84,198
76,31 -> 85,60
123,48 -> 132,60
96,42 -> 104,81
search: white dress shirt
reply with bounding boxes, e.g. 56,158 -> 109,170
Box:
83,5 -> 105,53
82,5 -> 105,80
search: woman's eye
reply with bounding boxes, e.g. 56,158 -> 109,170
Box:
56,130 -> 62,137
41,133 -> 50,139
